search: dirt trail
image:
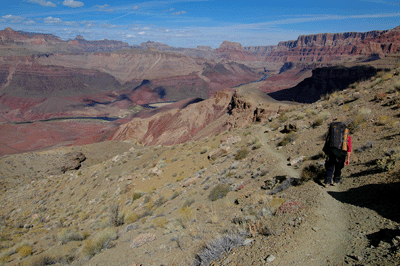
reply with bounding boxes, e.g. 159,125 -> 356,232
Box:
257,127 -> 351,265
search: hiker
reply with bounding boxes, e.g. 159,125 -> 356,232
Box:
322,122 -> 352,187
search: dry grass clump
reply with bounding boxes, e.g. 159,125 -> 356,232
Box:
312,111 -> 331,128
132,192 -> 142,202
235,148 -> 249,160
347,108 -> 371,133
17,245 -> 32,258
81,228 -> 118,258
208,183 -> 231,201
300,163 -> 325,183
377,149 -> 400,172
153,216 -> 168,228
108,204 -> 124,227
0,240 -> 33,260
125,212 -> 140,224
278,132 -> 297,146
58,228 -> 86,244
177,206 -> 193,228
193,233 -> 246,266
375,115 -> 390,126
247,136 -> 262,150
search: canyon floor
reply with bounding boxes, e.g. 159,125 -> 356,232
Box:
1,69 -> 400,266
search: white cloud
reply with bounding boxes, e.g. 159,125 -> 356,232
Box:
43,16 -> 63,24
63,0 -> 84,8
172,11 -> 186,15
81,21 -> 96,28
138,31 -> 146,35
24,20 -> 36,25
2,14 -> 25,23
94,4 -> 114,12
29,0 -> 57,7
99,23 -> 121,29
133,6 -> 139,10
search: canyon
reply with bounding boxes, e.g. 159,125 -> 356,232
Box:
0,26 -> 399,156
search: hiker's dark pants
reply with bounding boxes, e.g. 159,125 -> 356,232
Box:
325,154 -> 346,184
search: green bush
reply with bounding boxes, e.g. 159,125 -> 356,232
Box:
208,184 -> 231,201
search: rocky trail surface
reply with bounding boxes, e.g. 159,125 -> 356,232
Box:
218,123 -> 400,266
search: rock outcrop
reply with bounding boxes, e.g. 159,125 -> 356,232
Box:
112,88 -> 288,146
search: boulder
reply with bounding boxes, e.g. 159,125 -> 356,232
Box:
60,152 -> 86,173
208,146 -> 231,160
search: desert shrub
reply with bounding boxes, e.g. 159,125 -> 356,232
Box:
247,137 -> 259,146
17,245 -> 32,258
376,115 -> 390,126
235,148 -> 249,160
27,255 -> 65,266
0,255 -> 10,264
370,77 -> 382,88
347,108 -> 371,133
248,137 -> 262,150
125,212 -> 139,224
81,228 -> 117,258
300,163 -> 325,183
312,111 -> 331,128
108,204 -> 124,227
377,151 -> 400,172
143,195 -> 151,204
154,196 -> 167,208
58,228 -> 85,244
154,217 -> 168,228
244,131 -> 252,136
170,191 -> 180,200
177,206 -> 193,228
278,133 -> 297,146
193,234 -> 245,266
208,183 -> 231,201
182,198 -> 195,207
200,147 -> 209,154
295,112 -> 306,120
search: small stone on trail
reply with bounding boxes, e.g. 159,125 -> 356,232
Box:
312,227 -> 321,232
265,255 -> 276,262
243,238 -> 254,246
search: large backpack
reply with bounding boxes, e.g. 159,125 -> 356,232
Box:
323,122 -> 349,156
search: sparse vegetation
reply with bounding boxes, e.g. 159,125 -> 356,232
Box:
108,204 -> 124,227
208,183 -> 231,201
17,245 -> 32,258
82,228 -> 118,258
300,163 -> 325,183
58,228 -> 85,244
278,132 -> 297,146
235,148 -> 249,160
347,108 -> 371,133
193,234 -> 246,266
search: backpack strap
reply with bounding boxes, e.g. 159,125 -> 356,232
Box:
342,128 -> 349,151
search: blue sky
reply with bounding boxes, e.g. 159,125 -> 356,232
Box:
1,0 -> 399,48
